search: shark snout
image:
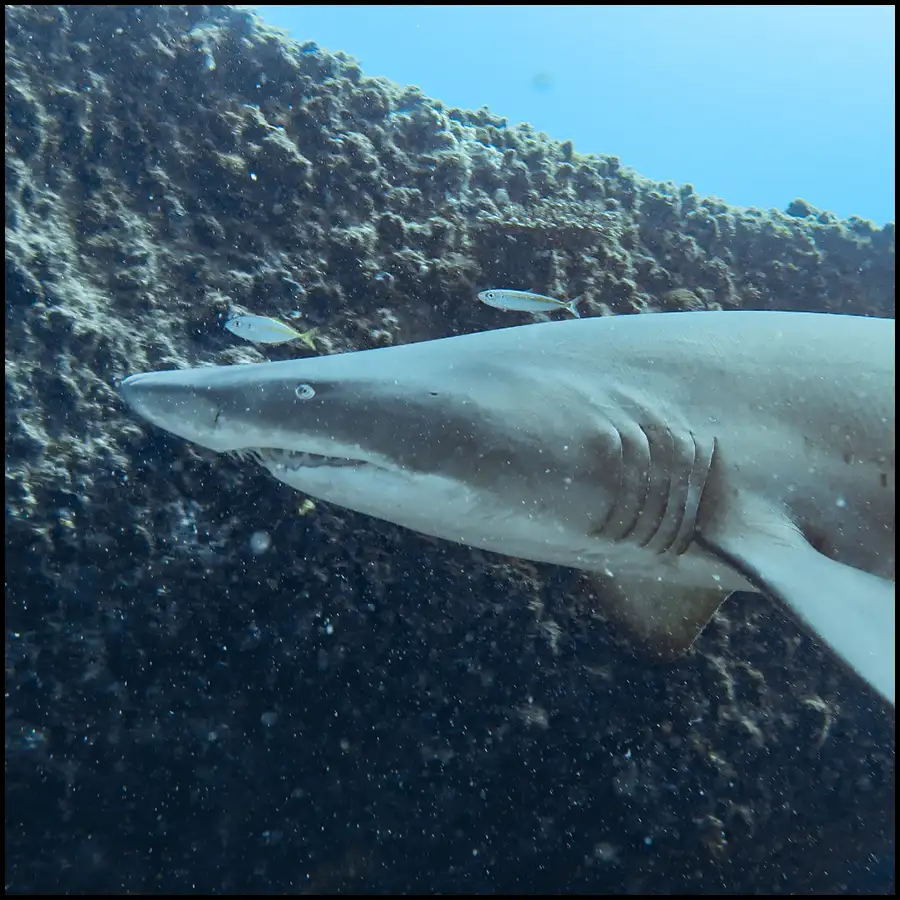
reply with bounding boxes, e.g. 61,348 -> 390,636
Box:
120,370 -> 202,420
120,371 -> 170,420
120,369 -> 229,451
120,371 -> 165,411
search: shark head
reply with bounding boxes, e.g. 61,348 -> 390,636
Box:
120,328 -> 626,564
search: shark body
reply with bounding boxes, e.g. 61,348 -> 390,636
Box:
121,311 -> 895,704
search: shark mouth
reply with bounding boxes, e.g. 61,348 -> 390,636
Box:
232,448 -> 369,470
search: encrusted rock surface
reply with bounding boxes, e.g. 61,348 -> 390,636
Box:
6,5 -> 894,893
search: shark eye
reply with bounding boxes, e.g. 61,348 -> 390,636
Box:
295,383 -> 316,400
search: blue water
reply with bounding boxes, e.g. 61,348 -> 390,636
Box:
254,5 -> 895,225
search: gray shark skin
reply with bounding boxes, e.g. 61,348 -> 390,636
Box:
121,311 -> 895,705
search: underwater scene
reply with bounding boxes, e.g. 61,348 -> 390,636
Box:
5,6 -> 894,894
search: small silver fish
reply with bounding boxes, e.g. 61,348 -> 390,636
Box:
224,314 -> 318,350
477,289 -> 582,318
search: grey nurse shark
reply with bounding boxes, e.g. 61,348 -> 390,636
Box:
121,311 -> 895,705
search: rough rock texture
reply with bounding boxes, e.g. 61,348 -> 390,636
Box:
5,5 -> 894,893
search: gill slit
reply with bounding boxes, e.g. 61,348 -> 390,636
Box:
594,425 -> 715,558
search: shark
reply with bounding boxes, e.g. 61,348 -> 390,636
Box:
120,310 -> 895,705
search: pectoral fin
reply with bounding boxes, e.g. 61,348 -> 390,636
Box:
586,573 -> 731,660
697,498 -> 895,705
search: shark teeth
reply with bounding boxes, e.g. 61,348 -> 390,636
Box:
231,448 -> 366,470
